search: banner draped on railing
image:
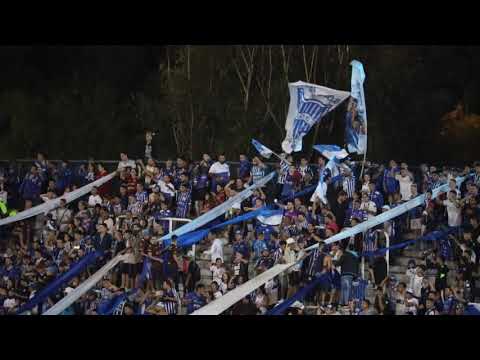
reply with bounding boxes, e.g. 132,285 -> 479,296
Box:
0,172 -> 116,227
17,250 -> 103,314
157,172 -> 276,243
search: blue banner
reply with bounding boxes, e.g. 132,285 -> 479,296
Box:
345,60 -> 367,155
163,208 -> 284,248
17,250 -> 103,314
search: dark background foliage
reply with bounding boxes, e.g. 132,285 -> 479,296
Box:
0,45 -> 479,164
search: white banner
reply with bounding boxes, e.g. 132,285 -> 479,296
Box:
282,81 -> 350,154
0,172 -> 116,227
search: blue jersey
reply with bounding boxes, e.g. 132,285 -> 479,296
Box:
255,223 -> 274,241
136,190 -> 148,204
281,173 -> 296,199
175,190 -> 191,218
233,241 -> 250,259
369,191 -> 384,211
383,168 -> 399,194
161,166 -> 176,179
186,292 -> 206,314
20,173 -> 42,200
251,165 -> 267,184
56,166 -> 73,193
193,174 -> 209,190
154,209 -> 173,232
239,160 -> 251,179
252,239 -> 268,259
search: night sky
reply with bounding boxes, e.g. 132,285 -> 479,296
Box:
0,45 -> 479,165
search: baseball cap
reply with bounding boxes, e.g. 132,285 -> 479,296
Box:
406,288 -> 414,295
286,238 -> 295,245
382,205 -> 390,210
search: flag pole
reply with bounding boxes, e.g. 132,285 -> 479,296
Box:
360,132 -> 367,179
270,150 -> 292,166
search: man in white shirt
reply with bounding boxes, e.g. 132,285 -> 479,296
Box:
203,232 -> 225,263
53,198 -> 72,232
448,179 -> 461,199
117,153 -> 136,171
442,190 -> 462,227
405,289 -> 419,315
395,168 -> 413,201
208,154 -> 230,190
88,186 -> 103,207
157,175 -> 176,198
359,191 -> 377,219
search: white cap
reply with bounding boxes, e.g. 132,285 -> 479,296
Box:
64,287 -> 75,294
382,205 -> 391,210
286,238 -> 296,245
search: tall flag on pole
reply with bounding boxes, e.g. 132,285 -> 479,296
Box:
281,81 -> 350,154
251,139 -> 274,159
345,60 -> 367,155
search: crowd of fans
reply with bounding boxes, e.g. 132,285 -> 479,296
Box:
1,145 -> 480,315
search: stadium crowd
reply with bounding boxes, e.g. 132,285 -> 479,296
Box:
1,143 -> 480,315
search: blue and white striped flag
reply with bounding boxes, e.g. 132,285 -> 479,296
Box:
251,139 -> 274,159
345,60 -> 367,155
313,144 -> 349,161
282,81 -> 350,154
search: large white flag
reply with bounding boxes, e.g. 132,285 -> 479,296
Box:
281,81 -> 350,154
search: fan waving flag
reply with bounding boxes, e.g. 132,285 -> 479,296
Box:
345,60 -> 367,154
313,144 -> 349,161
251,139 -> 274,159
311,156 -> 340,204
281,81 -> 350,154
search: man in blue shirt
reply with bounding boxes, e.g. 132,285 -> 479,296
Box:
56,160 -> 73,194
232,230 -> 250,260
19,166 -> 42,204
184,284 -> 207,314
252,232 -> 268,261
135,183 -> 148,204
238,154 -> 251,180
368,182 -> 384,212
383,160 -> 400,196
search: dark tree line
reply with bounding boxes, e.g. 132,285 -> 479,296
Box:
1,45 -> 479,164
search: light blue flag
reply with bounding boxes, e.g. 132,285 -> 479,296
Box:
345,60 -> 367,154
313,144 -> 349,161
281,81 -> 350,154
251,139 -> 274,159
